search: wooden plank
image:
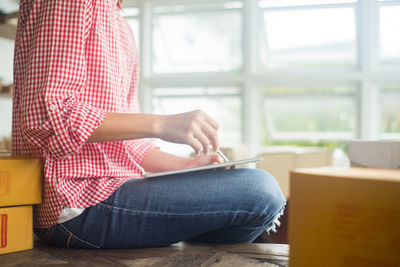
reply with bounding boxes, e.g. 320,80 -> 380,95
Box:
0,241 -> 289,267
0,248 -> 67,267
211,243 -> 289,257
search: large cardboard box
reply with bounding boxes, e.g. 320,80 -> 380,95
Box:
258,146 -> 332,196
0,155 -> 42,206
289,167 -> 400,267
0,205 -> 33,255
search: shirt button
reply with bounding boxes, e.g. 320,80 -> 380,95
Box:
49,104 -> 57,111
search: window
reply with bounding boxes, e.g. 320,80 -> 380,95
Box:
118,0 -> 400,155
0,37 -> 15,141
380,86 -> 400,138
152,2 -> 243,73
263,86 -> 356,141
152,87 -> 242,146
379,1 -> 400,64
259,0 -> 357,69
0,97 -> 12,139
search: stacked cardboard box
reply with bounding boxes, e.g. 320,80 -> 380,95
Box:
258,146 -> 333,196
348,140 -> 400,169
289,167 -> 400,267
220,145 -> 248,162
0,155 -> 42,255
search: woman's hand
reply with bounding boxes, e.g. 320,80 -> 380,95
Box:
156,110 -> 220,155
183,153 -> 223,169
141,149 -> 223,173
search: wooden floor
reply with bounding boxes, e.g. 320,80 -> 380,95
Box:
1,241 -> 289,267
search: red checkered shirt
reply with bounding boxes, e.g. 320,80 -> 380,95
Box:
12,0 -> 157,228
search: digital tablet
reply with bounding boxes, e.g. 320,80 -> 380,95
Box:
144,157 -> 263,178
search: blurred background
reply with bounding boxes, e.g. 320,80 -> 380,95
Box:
0,0 -> 399,163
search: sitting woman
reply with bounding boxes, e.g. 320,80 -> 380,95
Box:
12,0 -> 285,248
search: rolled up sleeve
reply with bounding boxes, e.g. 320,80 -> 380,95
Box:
45,100 -> 105,159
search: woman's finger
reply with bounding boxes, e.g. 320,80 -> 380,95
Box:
186,135 -> 203,155
190,154 -> 223,168
194,130 -> 211,155
209,153 -> 223,164
200,123 -> 219,152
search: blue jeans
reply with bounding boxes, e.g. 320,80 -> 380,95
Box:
35,169 -> 286,249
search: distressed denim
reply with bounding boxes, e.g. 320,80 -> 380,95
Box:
35,168 -> 286,249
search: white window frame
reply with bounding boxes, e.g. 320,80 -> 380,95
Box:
122,0 -> 400,156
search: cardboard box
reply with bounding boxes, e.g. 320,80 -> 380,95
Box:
289,167 -> 400,267
258,146 -> 332,196
0,205 -> 33,255
220,146 -> 251,168
0,155 -> 42,207
220,145 -> 248,161
348,140 -> 400,169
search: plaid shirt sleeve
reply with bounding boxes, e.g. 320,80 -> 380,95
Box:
13,0 -> 158,227
18,0 -> 106,159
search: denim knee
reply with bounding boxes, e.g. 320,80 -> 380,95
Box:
240,169 -> 286,232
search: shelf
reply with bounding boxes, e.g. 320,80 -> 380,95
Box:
0,11 -> 18,40
0,84 -> 13,98
0,22 -> 16,40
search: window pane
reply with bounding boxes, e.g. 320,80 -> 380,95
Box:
153,87 -> 242,146
263,86 -> 356,140
260,4 -> 356,68
0,0 -> 19,13
381,87 -> 400,138
122,7 -> 140,17
379,5 -> 400,63
0,38 -> 14,84
153,2 -> 242,73
0,97 -> 12,139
